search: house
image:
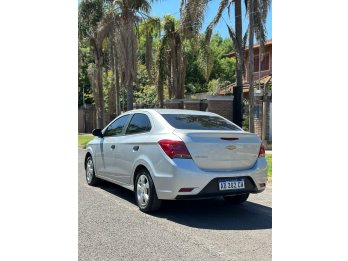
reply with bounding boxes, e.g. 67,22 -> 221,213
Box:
221,39 -> 272,93
221,40 -> 272,147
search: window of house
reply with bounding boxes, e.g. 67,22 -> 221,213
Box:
104,115 -> 130,137
125,113 -> 152,135
254,53 -> 270,72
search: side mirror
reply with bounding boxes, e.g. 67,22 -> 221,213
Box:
92,128 -> 103,138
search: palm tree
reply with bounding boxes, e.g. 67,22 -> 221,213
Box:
205,0 -> 271,129
248,0 -> 255,132
79,0 -> 114,128
156,1 -> 215,105
111,0 -> 154,111
157,15 -> 186,102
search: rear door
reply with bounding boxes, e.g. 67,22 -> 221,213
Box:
117,113 -> 152,185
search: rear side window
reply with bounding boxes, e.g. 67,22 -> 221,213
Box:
104,115 -> 129,137
161,114 -> 241,131
126,113 -> 151,135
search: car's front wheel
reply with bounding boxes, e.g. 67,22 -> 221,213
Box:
223,193 -> 249,204
85,156 -> 100,186
135,169 -> 162,213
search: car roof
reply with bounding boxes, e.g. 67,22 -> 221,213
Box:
127,108 -> 217,116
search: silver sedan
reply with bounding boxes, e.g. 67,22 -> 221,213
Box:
85,109 -> 267,212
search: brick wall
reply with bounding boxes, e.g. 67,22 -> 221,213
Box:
206,96 -> 234,121
253,97 -> 272,142
254,98 -> 263,138
184,100 -> 201,111
164,100 -> 184,109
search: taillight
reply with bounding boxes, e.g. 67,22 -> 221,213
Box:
158,139 -> 192,159
258,143 -> 265,157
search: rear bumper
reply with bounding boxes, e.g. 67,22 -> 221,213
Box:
151,157 -> 267,200
175,176 -> 264,199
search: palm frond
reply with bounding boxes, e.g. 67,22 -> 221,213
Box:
181,0 -> 209,39
205,0 -> 229,43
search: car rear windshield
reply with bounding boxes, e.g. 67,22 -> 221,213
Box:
160,114 -> 241,130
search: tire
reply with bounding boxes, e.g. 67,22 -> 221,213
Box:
85,156 -> 100,186
223,193 -> 249,204
135,169 -> 162,213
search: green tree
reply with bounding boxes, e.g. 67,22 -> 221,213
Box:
112,0 -> 155,111
78,41 -> 94,107
79,0 -> 114,128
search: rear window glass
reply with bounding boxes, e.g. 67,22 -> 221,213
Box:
161,114 -> 241,130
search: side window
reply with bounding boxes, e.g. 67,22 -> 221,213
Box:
104,115 -> 129,137
125,113 -> 151,135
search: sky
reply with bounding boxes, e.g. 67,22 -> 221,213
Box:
151,0 -> 272,40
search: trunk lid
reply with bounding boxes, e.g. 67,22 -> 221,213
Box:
173,129 -> 261,172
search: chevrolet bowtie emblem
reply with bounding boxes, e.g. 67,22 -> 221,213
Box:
226,145 -> 236,150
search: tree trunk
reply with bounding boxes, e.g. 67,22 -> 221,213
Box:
167,75 -> 172,99
167,55 -> 173,99
177,37 -> 185,100
157,76 -> 164,108
233,0 -> 243,128
114,41 -> 121,116
92,47 -> 104,129
118,17 -> 137,111
248,0 -> 255,133
126,83 -> 134,110
171,37 -> 179,99
262,82 -> 269,141
108,37 -> 116,120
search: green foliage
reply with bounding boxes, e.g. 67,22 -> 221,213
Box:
209,33 -> 236,82
134,64 -> 158,107
207,79 -> 221,95
184,32 -> 236,95
78,42 -> 94,107
266,154 -> 272,177
102,69 -> 114,111
78,0 -> 104,39
78,12 -> 238,108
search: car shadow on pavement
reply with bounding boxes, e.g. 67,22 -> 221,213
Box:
98,180 -> 272,231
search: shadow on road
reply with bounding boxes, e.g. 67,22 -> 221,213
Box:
98,180 -> 272,231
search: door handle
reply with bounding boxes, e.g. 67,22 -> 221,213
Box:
110,145 -> 116,150
133,145 -> 139,151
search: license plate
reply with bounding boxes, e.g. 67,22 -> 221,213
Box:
219,179 -> 245,191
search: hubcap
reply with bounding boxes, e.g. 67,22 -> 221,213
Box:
136,174 -> 150,207
86,159 -> 94,183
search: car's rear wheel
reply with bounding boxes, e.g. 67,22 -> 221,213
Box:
85,156 -> 100,186
135,169 -> 162,213
223,193 -> 249,204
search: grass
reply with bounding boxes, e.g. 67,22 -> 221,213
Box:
265,154 -> 272,177
78,133 -> 94,149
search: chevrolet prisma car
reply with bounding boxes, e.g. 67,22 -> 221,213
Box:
85,109 -> 267,212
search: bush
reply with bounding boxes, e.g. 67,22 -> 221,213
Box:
208,79 -> 221,95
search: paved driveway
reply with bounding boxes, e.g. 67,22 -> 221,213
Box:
78,149 -> 272,261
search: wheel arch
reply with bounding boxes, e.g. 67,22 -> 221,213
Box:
84,147 -> 95,170
132,160 -> 155,189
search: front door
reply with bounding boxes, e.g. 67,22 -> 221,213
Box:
98,114 -> 130,181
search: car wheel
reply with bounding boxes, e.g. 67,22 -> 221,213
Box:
223,193 -> 249,204
135,169 -> 162,213
85,156 -> 100,186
